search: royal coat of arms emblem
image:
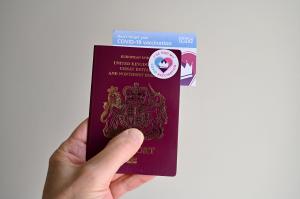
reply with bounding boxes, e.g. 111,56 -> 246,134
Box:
100,82 -> 168,140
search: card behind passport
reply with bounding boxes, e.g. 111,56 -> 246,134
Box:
87,45 -> 181,176
112,30 -> 197,86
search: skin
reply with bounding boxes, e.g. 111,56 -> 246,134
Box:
42,119 -> 155,199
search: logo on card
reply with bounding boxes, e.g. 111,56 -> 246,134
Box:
148,50 -> 179,79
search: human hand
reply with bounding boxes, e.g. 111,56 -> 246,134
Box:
42,119 -> 154,199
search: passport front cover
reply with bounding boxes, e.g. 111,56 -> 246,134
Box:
87,45 -> 181,176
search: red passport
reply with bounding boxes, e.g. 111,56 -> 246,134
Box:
87,45 -> 181,176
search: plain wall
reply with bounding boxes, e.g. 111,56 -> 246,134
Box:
0,0 -> 299,198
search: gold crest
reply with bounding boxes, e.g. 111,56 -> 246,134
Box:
100,83 -> 167,140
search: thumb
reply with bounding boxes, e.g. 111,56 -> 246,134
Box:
83,128 -> 144,184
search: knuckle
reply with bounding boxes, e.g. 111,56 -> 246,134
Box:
49,150 -> 60,164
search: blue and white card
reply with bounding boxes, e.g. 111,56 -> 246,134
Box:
112,30 -> 197,86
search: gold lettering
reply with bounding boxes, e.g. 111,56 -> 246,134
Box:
137,147 -> 156,155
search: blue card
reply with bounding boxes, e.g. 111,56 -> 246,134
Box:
112,30 -> 197,86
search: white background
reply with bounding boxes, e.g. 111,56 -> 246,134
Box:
0,0 -> 299,198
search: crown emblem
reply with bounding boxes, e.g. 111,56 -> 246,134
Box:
181,61 -> 193,79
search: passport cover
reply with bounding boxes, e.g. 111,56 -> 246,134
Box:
87,45 -> 181,176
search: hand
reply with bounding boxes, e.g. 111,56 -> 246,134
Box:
42,119 -> 154,199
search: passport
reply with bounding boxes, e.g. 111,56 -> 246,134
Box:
87,45 -> 181,176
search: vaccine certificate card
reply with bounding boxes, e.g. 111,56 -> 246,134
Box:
112,30 -> 197,86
